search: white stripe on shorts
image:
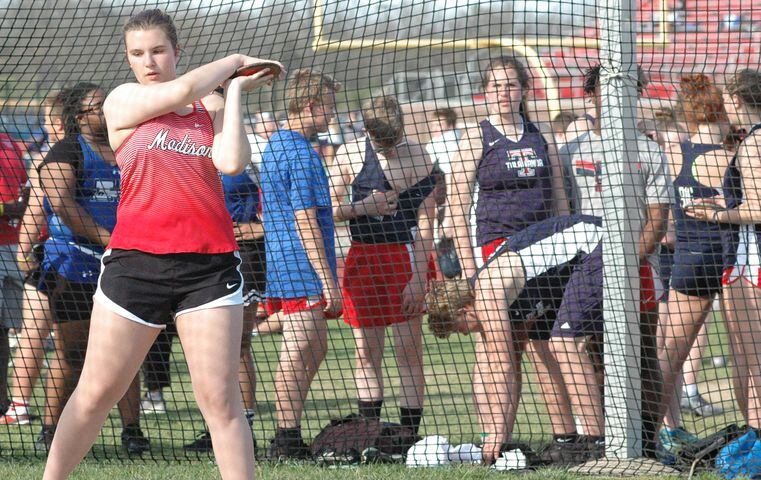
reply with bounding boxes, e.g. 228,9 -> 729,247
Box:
515,222 -> 602,281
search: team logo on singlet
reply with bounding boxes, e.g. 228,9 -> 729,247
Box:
505,148 -> 544,177
147,129 -> 213,158
678,186 -> 696,209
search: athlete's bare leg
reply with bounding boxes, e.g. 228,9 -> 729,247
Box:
657,290 -> 712,429
392,316 -> 425,409
353,325 -> 386,403
550,336 -> 605,437
239,306 -> 256,413
8,284 -> 53,404
42,304 -> 158,480
529,340 -> 577,435
177,304 -> 254,479
723,280 -> 761,427
275,308 -> 328,428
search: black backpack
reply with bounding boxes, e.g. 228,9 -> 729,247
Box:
311,414 -> 420,465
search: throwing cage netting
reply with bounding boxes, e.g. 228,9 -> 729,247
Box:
1,0 -> 760,476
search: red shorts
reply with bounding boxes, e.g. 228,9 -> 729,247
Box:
481,238 -> 506,262
640,262 -> 664,312
342,242 -> 435,328
264,295 -> 342,319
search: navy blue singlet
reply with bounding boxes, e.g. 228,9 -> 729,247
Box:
475,118 -> 553,245
350,138 -> 436,244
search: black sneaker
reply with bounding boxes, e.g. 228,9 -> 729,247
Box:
266,432 -> 311,461
35,426 -> 55,452
121,426 -> 151,456
578,435 -> 605,461
184,431 -> 213,453
539,438 -> 590,466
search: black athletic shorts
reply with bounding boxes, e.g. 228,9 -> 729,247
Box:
95,249 -> 244,328
507,264 -> 571,341
40,270 -> 96,324
238,239 -> 266,306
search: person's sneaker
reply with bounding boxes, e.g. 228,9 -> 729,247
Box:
658,426 -> 700,462
681,393 -> 725,417
539,438 -> 591,466
140,391 -> 166,415
184,431 -> 213,453
0,401 -> 32,425
121,426 -> 151,456
266,432 -> 311,461
578,435 -> 605,461
35,426 -> 55,452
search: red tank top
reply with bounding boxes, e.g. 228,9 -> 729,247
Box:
109,100 -> 237,254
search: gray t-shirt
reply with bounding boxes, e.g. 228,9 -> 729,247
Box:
559,130 -> 674,230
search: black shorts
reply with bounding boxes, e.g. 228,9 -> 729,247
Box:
95,249 -> 244,328
551,244 -> 603,339
507,265 -> 570,341
238,240 -> 266,306
40,270 -> 96,324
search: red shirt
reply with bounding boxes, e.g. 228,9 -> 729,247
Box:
0,134 -> 27,245
109,100 -> 237,254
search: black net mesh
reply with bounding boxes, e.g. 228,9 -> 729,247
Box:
0,0 -> 759,477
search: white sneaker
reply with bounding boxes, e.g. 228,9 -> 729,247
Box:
0,401 -> 32,425
680,393 -> 724,417
140,391 -> 166,414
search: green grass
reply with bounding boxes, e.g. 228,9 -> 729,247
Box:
0,311 -> 741,476
0,461 -> 710,480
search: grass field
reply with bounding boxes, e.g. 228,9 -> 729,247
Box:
0,312 -> 740,477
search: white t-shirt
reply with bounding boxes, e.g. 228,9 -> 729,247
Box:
425,129 -> 461,175
246,133 -> 267,185
426,129 -> 462,245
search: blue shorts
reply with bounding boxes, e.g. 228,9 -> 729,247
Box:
670,249 -> 724,298
551,244 -> 603,338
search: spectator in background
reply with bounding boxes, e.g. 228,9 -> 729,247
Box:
550,111 -> 578,147
0,112 -> 29,416
341,110 -> 365,143
246,112 -> 279,185
35,82 -> 149,454
425,107 -> 461,245
318,117 -> 344,166
1,91 -> 64,425
329,96 -> 436,437
261,68 -> 342,460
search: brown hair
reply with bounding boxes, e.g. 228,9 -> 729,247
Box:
724,124 -> 747,151
285,68 -> 341,115
726,69 -> 761,111
425,279 -> 475,339
123,9 -> 179,50
679,74 -> 727,128
482,56 -> 531,118
363,96 -> 404,151
433,108 -> 458,128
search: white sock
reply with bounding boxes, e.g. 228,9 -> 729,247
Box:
683,384 -> 699,398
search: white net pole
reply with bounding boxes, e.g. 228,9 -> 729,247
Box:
598,0 -> 644,459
